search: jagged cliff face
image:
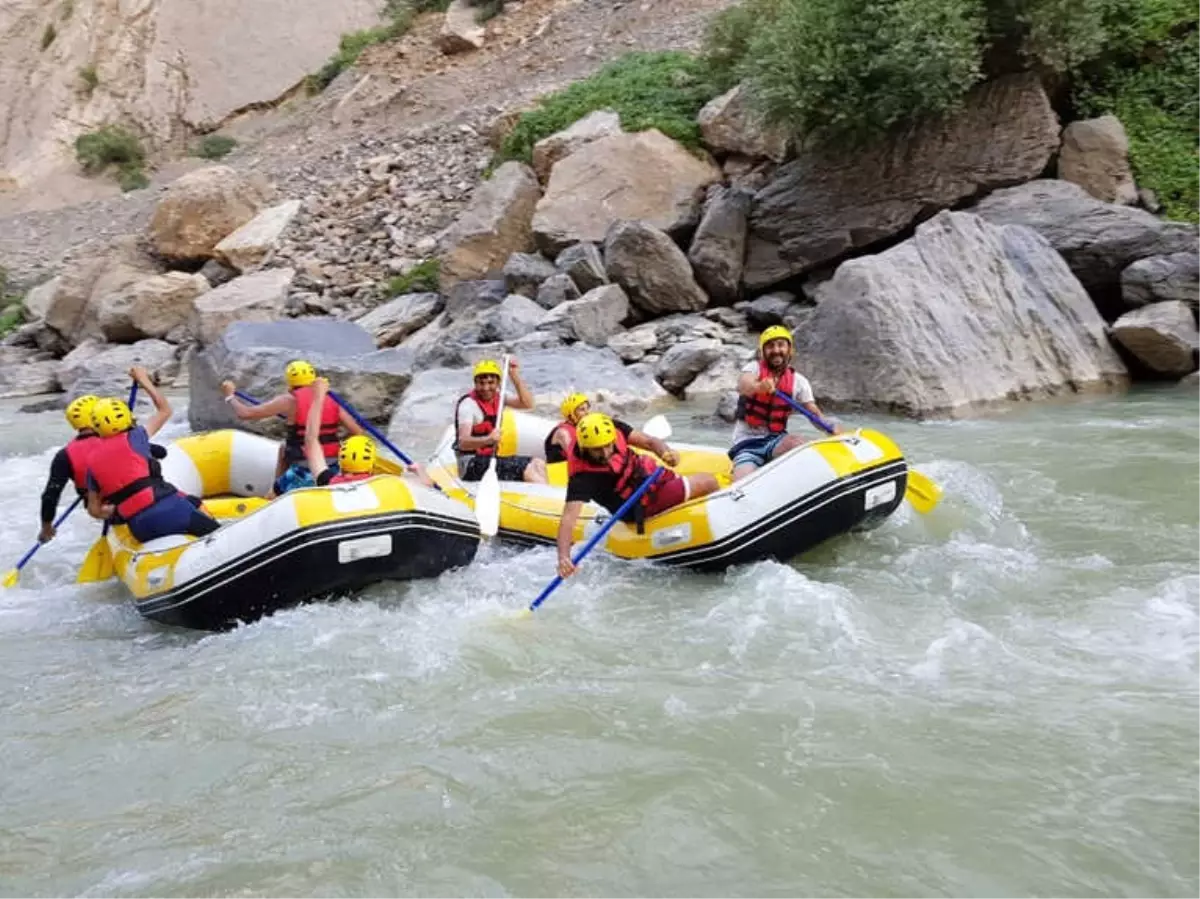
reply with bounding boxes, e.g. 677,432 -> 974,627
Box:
0,0 -> 381,189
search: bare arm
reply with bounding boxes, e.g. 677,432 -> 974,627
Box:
627,430 -> 680,467
132,366 -> 172,437
225,390 -> 292,421
505,358 -> 535,411
304,379 -> 331,477
803,401 -> 844,435
456,411 -> 498,453
85,487 -> 113,521
556,501 -> 584,578
337,407 -> 364,436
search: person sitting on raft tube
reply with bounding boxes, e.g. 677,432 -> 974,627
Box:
221,360 -> 364,496
555,413 -> 720,579
85,368 -> 221,544
730,325 -> 843,483
544,392 -> 591,464
303,378 -> 437,488
454,357 -> 548,484
36,394 -> 103,544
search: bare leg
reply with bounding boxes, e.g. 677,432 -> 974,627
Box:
686,473 -> 720,499
732,463 -> 759,482
771,435 -> 807,458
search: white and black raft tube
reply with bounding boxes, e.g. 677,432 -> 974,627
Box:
100,429 -> 480,631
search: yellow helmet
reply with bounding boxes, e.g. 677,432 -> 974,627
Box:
560,392 -> 589,421
473,359 -> 502,380
759,325 -> 793,352
91,398 -> 134,437
65,394 -> 99,431
576,412 -> 617,450
338,435 -> 376,474
285,359 -> 317,390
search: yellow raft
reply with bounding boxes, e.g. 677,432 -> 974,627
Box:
427,410 -> 909,570
107,429 -> 480,631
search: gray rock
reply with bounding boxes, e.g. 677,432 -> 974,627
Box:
1120,253 -> 1199,312
355,292 -> 444,347
744,74 -> 1061,290
1108,301 -> 1199,378
191,268 -> 294,346
437,161 -> 541,287
686,347 -> 755,397
188,319 -> 412,433
199,258 -> 239,288
655,338 -> 725,395
973,179 -> 1196,317
445,279 -> 508,321
715,389 -> 740,422
0,346 -> 60,398
59,339 -> 180,398
792,210 -> 1129,418
503,252 -> 558,298
22,276 -> 58,321
704,306 -> 748,331
45,237 -> 160,347
532,109 -> 624,183
19,395 -> 70,414
1058,115 -> 1137,206
534,272 -> 582,310
215,199 -> 303,272
697,84 -> 790,163
604,220 -> 709,315
688,186 -> 751,305
652,312 -> 733,350
98,271 -> 210,342
743,291 -> 797,329
554,242 -> 608,293
1178,371 -> 1200,388
539,283 -> 630,346
478,294 -> 550,343
607,324 -> 659,362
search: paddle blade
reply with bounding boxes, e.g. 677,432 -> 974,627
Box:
641,414 -> 672,441
77,536 -> 114,584
475,462 -> 501,538
904,469 -> 942,514
2,568 -> 18,588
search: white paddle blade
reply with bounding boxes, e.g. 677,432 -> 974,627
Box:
475,463 -> 501,538
641,414 -> 672,441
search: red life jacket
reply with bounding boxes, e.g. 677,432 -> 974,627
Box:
63,433 -> 102,493
454,390 -> 498,458
329,471 -> 372,485
88,431 -> 170,519
290,386 -> 340,460
543,420 -> 577,464
734,362 -> 795,433
567,429 -> 671,516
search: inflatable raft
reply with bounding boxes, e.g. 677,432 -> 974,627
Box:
106,429 -> 480,630
427,410 -> 908,569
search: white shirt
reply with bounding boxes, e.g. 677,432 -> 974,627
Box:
730,361 -> 814,445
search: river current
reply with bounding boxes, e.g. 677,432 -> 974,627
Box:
1,389 -> 1196,897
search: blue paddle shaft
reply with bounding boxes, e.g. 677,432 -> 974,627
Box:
15,495 -> 84,571
327,389 -> 414,465
529,466 -> 666,612
775,389 -> 834,434
99,380 -> 140,539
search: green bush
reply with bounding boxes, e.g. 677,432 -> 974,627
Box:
74,125 -> 148,192
496,51 -> 719,165
701,0 -> 782,91
308,1 -> 452,93
473,0 -> 505,23
386,259 -> 441,296
0,304 -> 24,338
195,134 -> 237,160
78,65 -> 98,95
1076,27 -> 1198,222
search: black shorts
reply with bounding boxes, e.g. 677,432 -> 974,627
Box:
460,454 -> 533,482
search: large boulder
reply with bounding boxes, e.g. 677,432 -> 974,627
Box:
1108,301 -> 1198,378
531,109 -> 624,183
535,273 -> 582,310
435,0 -> 486,54
21,277 -> 58,321
688,186 -> 751,305
538,284 -> 630,346
97,272 -> 211,342
191,268 -> 294,345
214,200 -> 303,272
744,73 -> 1061,290
502,252 -> 558,298
58,339 -> 180,398
655,338 -> 724,395
0,347 -> 59,398
354,292 -> 444,347
1057,116 -> 1137,206
387,343 -> 669,435
477,294 -> 550,343
791,211 -> 1128,418
604,220 -> 709,315
973,179 -> 1198,318
1120,253 -> 1199,312
188,319 -> 414,433
436,162 -> 541,288
554,243 -> 607,293
149,166 -> 274,263
532,129 -> 722,256
44,237 -> 160,346
697,84 -> 789,163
